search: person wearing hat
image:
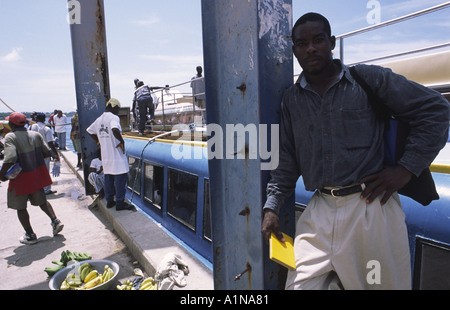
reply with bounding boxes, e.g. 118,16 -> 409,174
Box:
0,112 -> 64,245
29,112 -> 60,195
87,98 -> 133,211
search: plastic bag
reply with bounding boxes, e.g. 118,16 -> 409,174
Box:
52,161 -> 61,177
2,163 -> 22,179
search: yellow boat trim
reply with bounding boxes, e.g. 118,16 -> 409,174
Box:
155,138 -> 207,148
430,163 -> 450,174
124,133 -> 450,173
124,134 -> 207,147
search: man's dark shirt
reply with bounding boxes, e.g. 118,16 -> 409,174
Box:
264,60 -> 449,214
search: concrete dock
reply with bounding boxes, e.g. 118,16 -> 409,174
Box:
60,150 -> 214,290
0,149 -> 213,290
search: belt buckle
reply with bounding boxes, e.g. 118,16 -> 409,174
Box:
330,188 -> 338,197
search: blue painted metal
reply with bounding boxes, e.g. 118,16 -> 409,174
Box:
122,132 -> 450,288
124,137 -> 212,262
68,0 -> 110,195
201,0 -> 293,289
402,172 -> 450,267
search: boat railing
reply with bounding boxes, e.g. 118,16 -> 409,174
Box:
143,2 -> 450,130
138,77 -> 206,131
337,1 -> 450,64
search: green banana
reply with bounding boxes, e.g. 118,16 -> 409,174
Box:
116,280 -> 135,290
66,272 -> 82,286
44,265 -> 64,277
78,263 -> 93,282
52,260 -> 64,266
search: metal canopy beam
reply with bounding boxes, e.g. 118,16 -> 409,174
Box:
68,0 -> 110,194
201,0 -> 294,289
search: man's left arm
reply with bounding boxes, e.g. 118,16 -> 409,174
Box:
360,65 -> 450,204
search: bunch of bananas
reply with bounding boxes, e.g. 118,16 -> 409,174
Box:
139,277 -> 158,290
44,250 -> 92,277
79,263 -> 93,282
102,265 -> 114,283
60,250 -> 92,265
116,279 -> 136,290
60,263 -> 115,290
116,277 -> 158,290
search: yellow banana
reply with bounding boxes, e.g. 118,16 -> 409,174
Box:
60,280 -> 71,290
101,265 -> 114,283
84,270 -> 99,283
84,275 -> 102,289
103,268 -> 114,283
140,282 -> 157,290
139,277 -> 157,290
141,277 -> 154,285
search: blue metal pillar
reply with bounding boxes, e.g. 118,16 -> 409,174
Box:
202,0 -> 294,289
68,0 -> 110,195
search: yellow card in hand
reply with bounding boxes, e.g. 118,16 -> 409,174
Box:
269,232 -> 296,271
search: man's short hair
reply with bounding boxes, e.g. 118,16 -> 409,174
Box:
292,12 -> 332,41
35,112 -> 46,123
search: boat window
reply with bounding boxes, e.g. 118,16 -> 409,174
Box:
413,237 -> 450,289
143,162 -> 164,210
203,179 -> 212,242
127,156 -> 141,195
167,169 -> 198,231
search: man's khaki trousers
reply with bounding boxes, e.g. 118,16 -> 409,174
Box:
285,190 -> 411,290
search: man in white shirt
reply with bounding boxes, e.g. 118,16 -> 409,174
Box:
54,110 -> 68,150
87,98 -> 133,211
190,66 -> 206,109
30,112 -> 60,195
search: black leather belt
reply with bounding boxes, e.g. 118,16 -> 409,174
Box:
320,184 -> 363,197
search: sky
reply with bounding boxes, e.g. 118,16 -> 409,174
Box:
0,0 -> 449,114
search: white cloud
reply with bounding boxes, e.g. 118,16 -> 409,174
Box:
1,48 -> 23,62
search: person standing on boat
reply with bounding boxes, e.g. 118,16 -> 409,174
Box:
87,98 -> 133,211
54,110 -> 68,150
261,13 -> 449,290
132,80 -> 154,136
0,112 -> 64,245
29,112 -> 60,195
190,66 -> 206,109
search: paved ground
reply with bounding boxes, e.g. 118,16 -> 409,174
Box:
0,151 -> 141,290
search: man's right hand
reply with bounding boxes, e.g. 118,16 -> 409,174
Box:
261,209 -> 285,244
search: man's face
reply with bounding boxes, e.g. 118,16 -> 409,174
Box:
111,106 -> 120,115
292,21 -> 336,75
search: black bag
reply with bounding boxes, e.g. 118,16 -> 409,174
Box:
349,66 -> 439,206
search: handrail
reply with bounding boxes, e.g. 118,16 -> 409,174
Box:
337,1 -> 450,62
348,41 -> 450,65
135,77 -> 206,131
